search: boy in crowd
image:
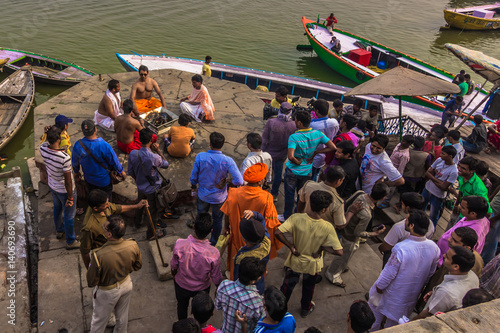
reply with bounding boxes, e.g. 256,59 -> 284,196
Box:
446,130 -> 464,164
421,145 -> 458,227
361,105 -> 379,131
334,140 -> 360,200
276,190 -> 343,317
378,134 -> 414,209
236,286 -> 296,333
233,210 -> 271,294
463,115 -> 487,153
192,293 -> 221,333
240,133 -> 273,185
215,257 -> 266,332
347,300 -> 375,333
170,213 -> 224,320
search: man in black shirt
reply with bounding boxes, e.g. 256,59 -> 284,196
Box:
334,141 -> 360,200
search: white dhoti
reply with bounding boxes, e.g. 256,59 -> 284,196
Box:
94,110 -> 116,131
94,90 -> 123,131
180,102 -> 204,122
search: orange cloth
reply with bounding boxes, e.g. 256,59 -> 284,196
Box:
167,126 -> 196,157
188,85 -> 215,121
135,97 -> 162,114
221,186 -> 282,280
243,163 -> 269,183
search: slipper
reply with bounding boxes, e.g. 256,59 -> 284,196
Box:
148,229 -> 167,241
76,208 -> 85,215
332,281 -> 346,288
161,212 -> 180,220
377,202 -> 390,209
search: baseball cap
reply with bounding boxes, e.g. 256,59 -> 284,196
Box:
81,120 -> 96,136
55,115 -> 73,126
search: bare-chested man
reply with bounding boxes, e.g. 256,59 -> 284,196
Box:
115,99 -> 157,154
130,65 -> 166,115
93,79 -> 123,131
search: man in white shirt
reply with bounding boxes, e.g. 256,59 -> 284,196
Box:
39,126 -> 79,250
414,246 -> 479,320
378,192 -> 435,267
310,99 -> 339,181
421,145 -> 458,227
359,134 -> 404,194
240,133 -> 272,185
369,210 -> 440,330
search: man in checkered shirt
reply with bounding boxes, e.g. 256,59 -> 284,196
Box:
215,257 -> 265,332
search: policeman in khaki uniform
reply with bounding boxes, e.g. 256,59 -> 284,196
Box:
298,166 -> 362,230
80,189 -> 147,269
87,215 -> 142,333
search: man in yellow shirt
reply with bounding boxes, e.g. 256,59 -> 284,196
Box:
270,86 -> 294,109
275,190 -> 343,318
202,56 -> 212,77
164,113 -> 196,157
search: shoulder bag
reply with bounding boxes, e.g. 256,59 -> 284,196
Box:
135,150 -> 177,209
78,140 -> 124,185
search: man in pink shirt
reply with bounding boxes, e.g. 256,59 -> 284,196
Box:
437,195 -> 490,265
171,213 -> 224,320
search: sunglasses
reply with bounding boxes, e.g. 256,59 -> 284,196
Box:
140,73 -> 148,77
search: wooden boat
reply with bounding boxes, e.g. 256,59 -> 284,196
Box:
444,3 -> 500,30
116,53 -> 452,129
0,68 -> 35,150
0,48 -> 94,85
301,16 -> 489,114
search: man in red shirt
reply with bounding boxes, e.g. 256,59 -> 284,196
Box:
326,13 -> 338,35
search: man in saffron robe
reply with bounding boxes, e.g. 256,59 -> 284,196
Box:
221,163 -> 282,279
130,65 -> 166,115
180,74 -> 215,123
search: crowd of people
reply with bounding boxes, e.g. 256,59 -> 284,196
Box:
38,63 -> 500,333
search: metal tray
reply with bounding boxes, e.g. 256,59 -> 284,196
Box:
140,107 -> 179,135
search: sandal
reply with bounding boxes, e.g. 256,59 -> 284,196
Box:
161,212 -> 180,220
76,208 -> 85,215
148,228 -> 167,241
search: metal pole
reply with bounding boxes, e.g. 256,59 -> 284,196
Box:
455,92 -> 491,130
399,97 -> 403,141
450,78 -> 488,127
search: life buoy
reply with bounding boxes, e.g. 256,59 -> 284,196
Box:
356,71 -> 366,81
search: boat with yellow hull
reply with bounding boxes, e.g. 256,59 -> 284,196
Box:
444,3 -> 500,30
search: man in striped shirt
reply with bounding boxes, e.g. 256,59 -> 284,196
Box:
283,110 -> 336,220
39,126 -> 80,249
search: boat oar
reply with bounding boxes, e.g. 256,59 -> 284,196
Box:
145,206 -> 168,267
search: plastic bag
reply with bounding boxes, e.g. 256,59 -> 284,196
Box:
215,233 -> 230,256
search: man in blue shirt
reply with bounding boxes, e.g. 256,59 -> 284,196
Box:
128,129 -> 169,240
72,120 -> 125,201
440,96 -> 463,127
283,111 -> 335,220
190,132 -> 244,245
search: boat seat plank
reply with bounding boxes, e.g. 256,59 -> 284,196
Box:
52,66 -> 92,80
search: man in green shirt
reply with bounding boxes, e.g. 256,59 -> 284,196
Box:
449,156 -> 491,225
457,76 -> 468,97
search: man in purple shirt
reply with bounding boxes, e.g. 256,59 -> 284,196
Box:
437,195 -> 490,265
261,102 -> 297,201
128,129 -> 169,240
190,132 -> 244,245
170,213 -> 224,320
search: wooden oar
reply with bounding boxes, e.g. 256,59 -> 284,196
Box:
145,206 -> 168,267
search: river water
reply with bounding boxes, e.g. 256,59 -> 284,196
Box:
1,0 -> 499,181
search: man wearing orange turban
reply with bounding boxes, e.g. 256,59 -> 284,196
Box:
221,163 -> 282,279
